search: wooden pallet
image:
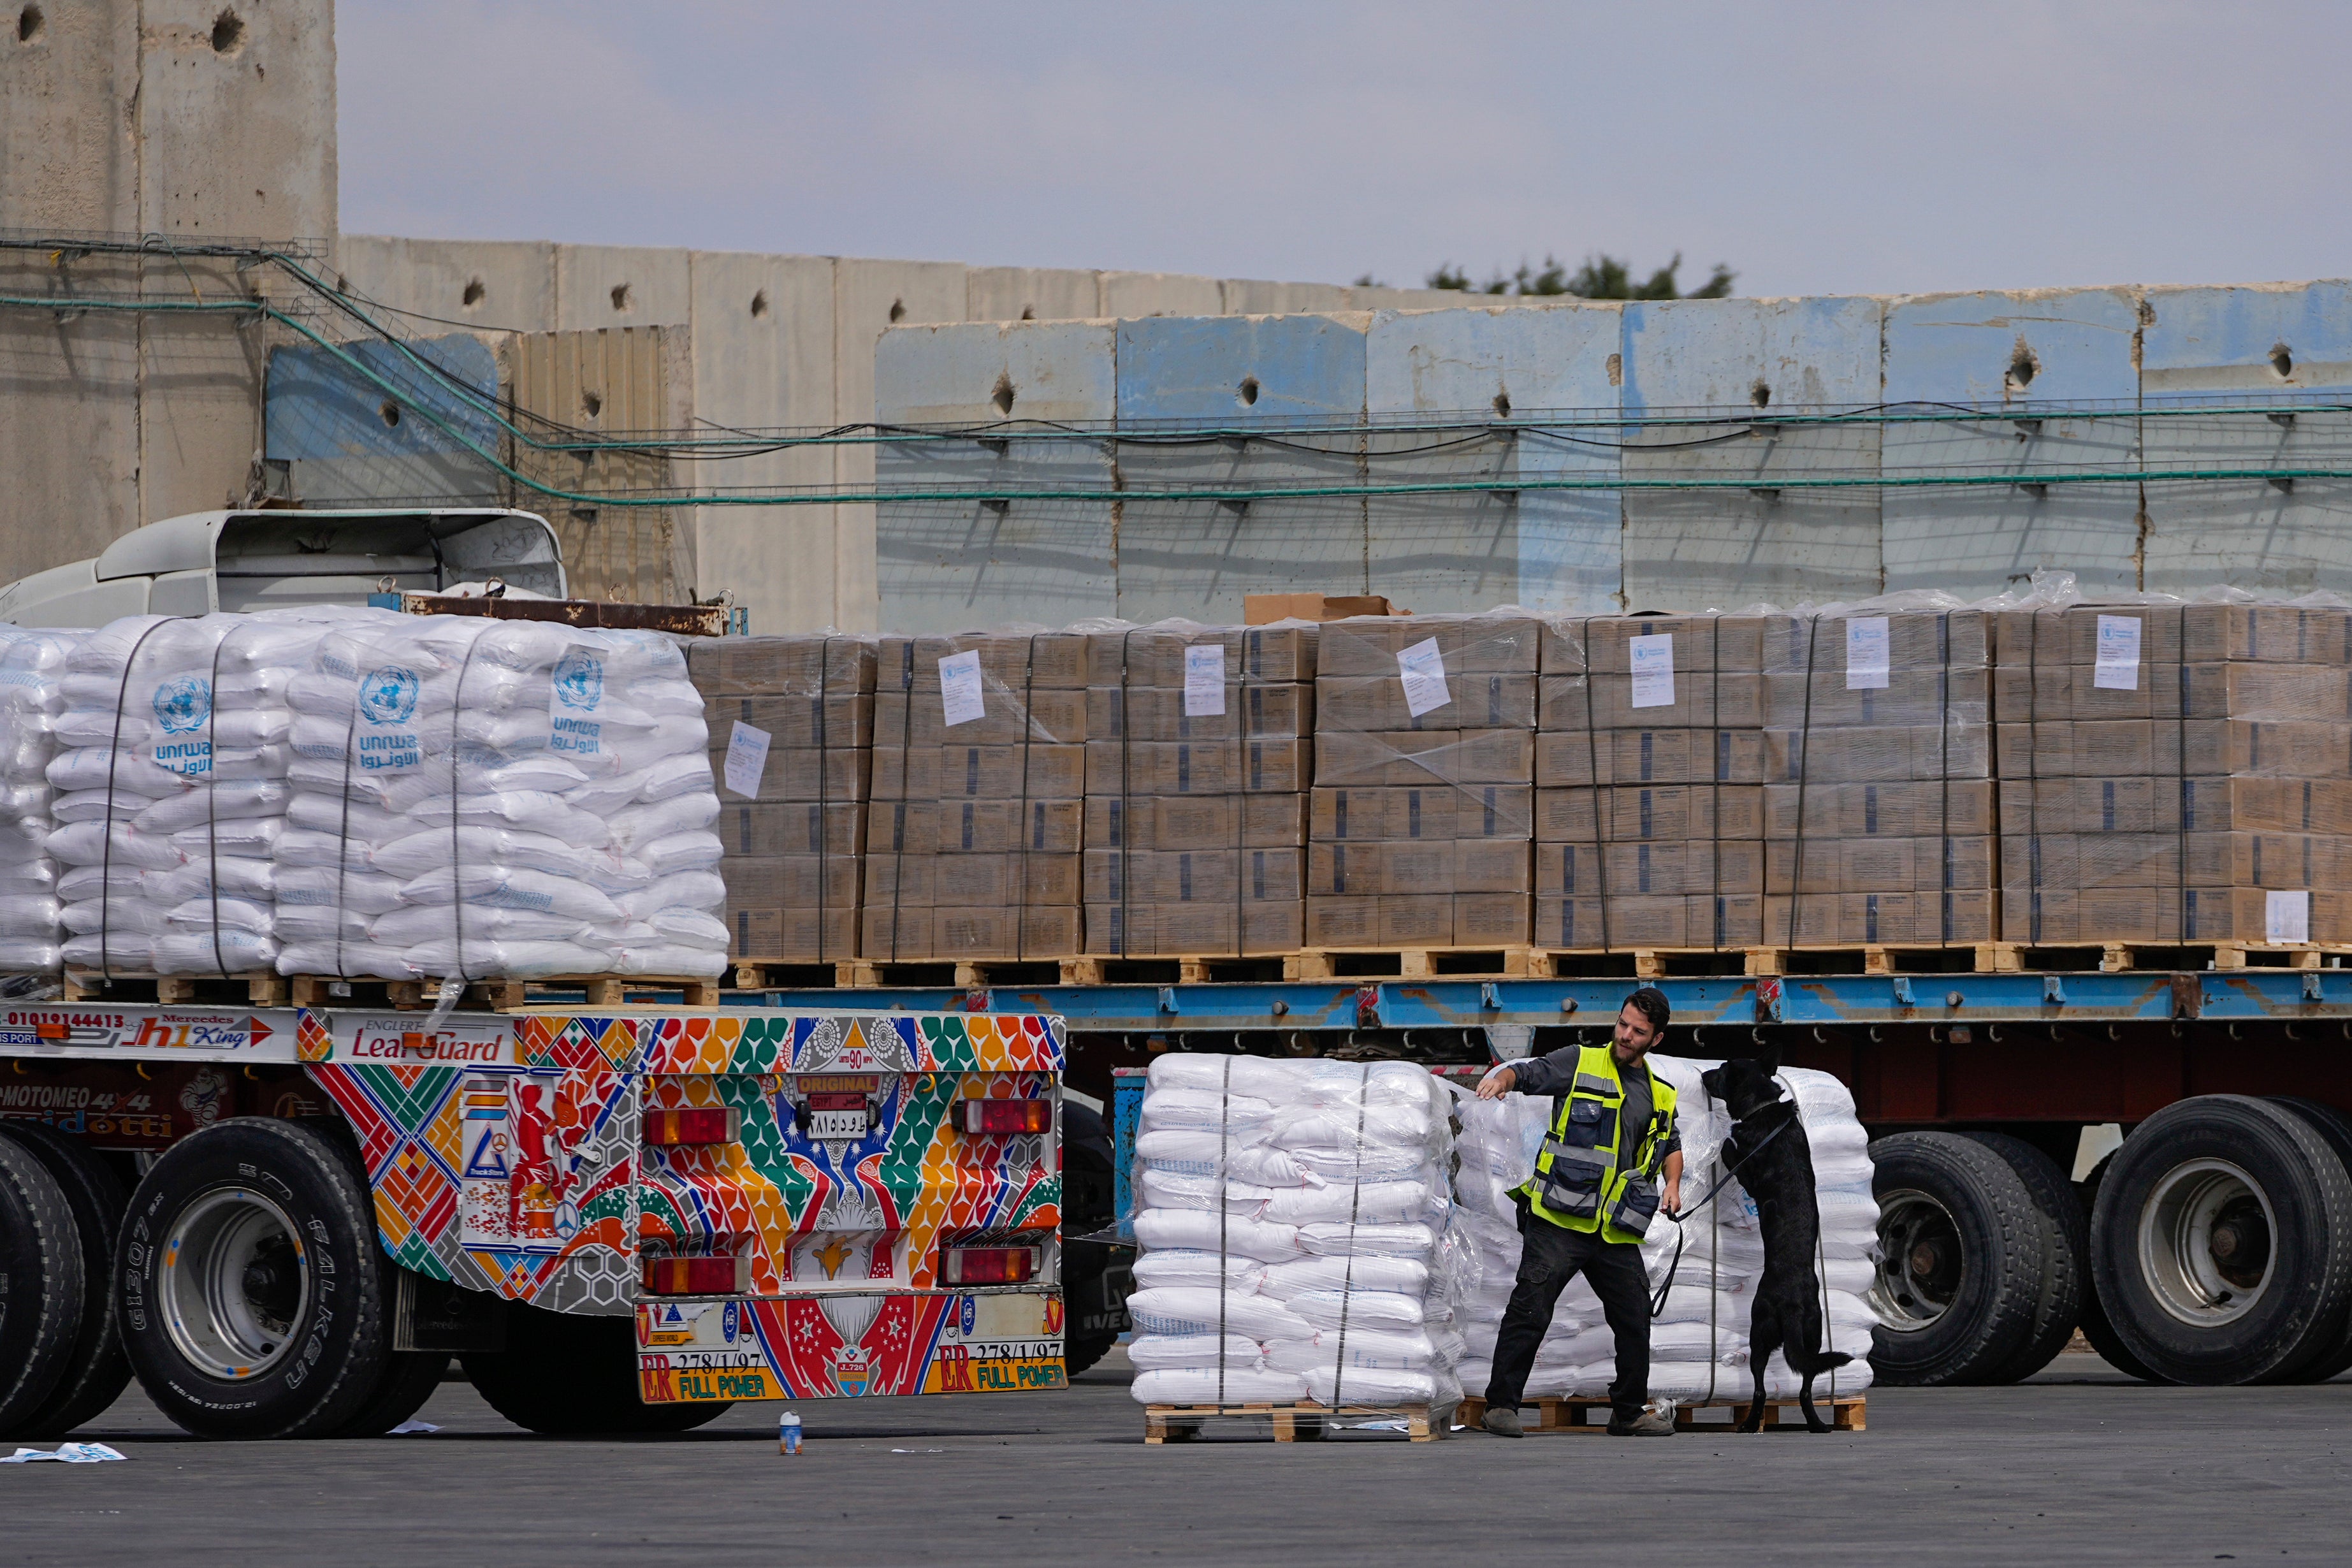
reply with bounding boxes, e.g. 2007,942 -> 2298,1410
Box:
1286,947 -> 1543,981
1144,1400 -> 1449,1444
64,970 -> 287,1006
541,975 -> 723,1008
835,957 -> 1087,990
286,975 -> 527,1011
1458,1393 -> 1865,1434
1540,945 -> 2000,981
730,961 -> 850,991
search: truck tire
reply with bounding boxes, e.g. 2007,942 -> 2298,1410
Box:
463,1302 -> 729,1435
1866,1131 -> 2044,1385
2075,1157 -> 2167,1382
0,1122 -> 133,1436
1959,1131 -> 2087,1383
117,1118 -> 394,1439
0,1135 -> 83,1434
2265,1098 -> 2352,1384
1059,1100 -> 1123,1378
2088,1095 -> 2352,1385
328,1351 -> 449,1438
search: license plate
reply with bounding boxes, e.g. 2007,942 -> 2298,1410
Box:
810,1108 -> 868,1138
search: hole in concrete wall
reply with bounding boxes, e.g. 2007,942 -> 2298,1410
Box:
1237,375 -> 1260,407
1492,391 -> 1511,417
2271,342 -> 2295,379
461,278 -> 485,308
610,283 -> 632,312
1020,305 -> 1035,320
377,400 -> 400,429
888,298 -> 907,323
334,273 -> 348,293
1606,352 -> 1622,388
17,6 -> 43,43
750,289 -> 769,319
991,373 -> 1016,416
581,389 -> 603,420
1750,379 -> 1771,409
209,8 -> 243,53
2004,339 -> 2040,393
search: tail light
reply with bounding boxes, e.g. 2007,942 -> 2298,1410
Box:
642,1256 -> 750,1295
645,1107 -> 738,1146
942,1245 -> 1036,1285
953,1098 -> 1051,1135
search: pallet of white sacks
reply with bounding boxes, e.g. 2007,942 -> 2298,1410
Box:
1458,1393 -> 1866,1434
1144,1400 -> 1453,1444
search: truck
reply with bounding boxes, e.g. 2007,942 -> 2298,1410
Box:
0,994 -> 1071,1438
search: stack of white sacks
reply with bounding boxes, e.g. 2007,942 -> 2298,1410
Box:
0,627 -> 80,973
1455,1056 -> 1877,1404
275,613 -> 729,980
27,607 -> 729,984
1124,1055 -> 1474,1411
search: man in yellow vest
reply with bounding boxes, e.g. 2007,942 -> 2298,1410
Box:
1474,985 -> 1682,1437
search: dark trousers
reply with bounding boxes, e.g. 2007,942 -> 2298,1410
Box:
1484,1198 -> 1651,1418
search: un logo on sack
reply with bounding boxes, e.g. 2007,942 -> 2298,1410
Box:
553,651 -> 604,711
359,665 -> 420,727
151,674 -> 212,735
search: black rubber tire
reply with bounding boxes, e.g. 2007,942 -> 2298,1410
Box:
1866,1131 -> 2044,1386
0,1122 -> 133,1437
328,1350 -> 450,1437
1959,1131 -> 2088,1384
2075,1157 -> 2168,1383
462,1302 -> 729,1435
2265,1098 -> 2352,1384
0,1135 -> 83,1433
118,1117 -> 395,1439
1059,1100 -> 1122,1379
2088,1094 -> 2352,1386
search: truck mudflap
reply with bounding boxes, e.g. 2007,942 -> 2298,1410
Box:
635,1291 -> 1067,1402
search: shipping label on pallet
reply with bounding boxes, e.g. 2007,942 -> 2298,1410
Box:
0,1006 -> 299,1063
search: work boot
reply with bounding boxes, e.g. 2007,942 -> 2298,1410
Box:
1606,1404 -> 1675,1437
1481,1405 -> 1524,1438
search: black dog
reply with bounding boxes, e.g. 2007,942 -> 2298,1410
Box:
1701,1048 -> 1852,1433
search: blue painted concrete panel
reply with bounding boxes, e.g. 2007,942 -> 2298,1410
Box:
265,334 -> 505,504
1117,313 -> 1367,423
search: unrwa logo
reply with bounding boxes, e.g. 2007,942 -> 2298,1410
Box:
553,651 -> 603,711
151,674 -> 212,735
359,666 -> 420,726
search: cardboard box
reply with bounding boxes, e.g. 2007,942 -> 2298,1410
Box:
704,692 -> 876,751
1083,847 -> 1304,906
1088,794 -> 1308,851
1314,729 -> 1535,789
1313,613 -> 1544,677
1763,780 -> 1994,839
727,906 -> 857,962
722,854 -> 860,909
872,799 -> 1084,856
1318,672 -> 1538,733
1310,785 -> 1534,843
1305,894 -> 1382,947
1084,900 -> 1304,957
1246,593 -> 1400,625
716,801 -> 865,858
690,636 -> 877,699
1536,729 -> 1770,788
711,744 -> 869,805
1083,738 -> 1310,797
1085,682 -> 1312,743
875,686 -> 1086,747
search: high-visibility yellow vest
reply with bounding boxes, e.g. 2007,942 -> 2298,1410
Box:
1522,1044 -> 1678,1244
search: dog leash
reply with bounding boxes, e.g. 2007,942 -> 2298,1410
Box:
1648,1097 -> 1800,1319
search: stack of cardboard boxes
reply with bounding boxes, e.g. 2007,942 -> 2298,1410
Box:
1082,623 -> 1316,957
1994,602 -> 2352,946
863,631 -> 1089,960
1307,613 -> 1541,949
690,635 -> 875,966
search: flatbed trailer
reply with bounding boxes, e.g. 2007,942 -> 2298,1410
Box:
751,953 -> 2352,1391
0,999 -> 1070,1439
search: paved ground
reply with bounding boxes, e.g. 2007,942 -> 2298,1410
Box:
6,1351 -> 2346,1566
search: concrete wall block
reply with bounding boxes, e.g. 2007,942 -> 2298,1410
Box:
965,266 -> 1101,324
265,330 -> 508,505
2139,282 -> 2352,593
0,250 -> 142,582
333,236 -> 559,334
139,253 -> 267,523
1882,287 -> 2143,597
0,0 -> 139,231
1117,312 -> 1368,423
555,244 -> 692,332
836,259 -> 969,633
1221,279 -> 1360,316
138,0 -> 336,240
880,499 -> 1117,632
1098,271 -> 1224,320
1623,294 -> 1882,410
878,319 -> 1116,426
1116,498 -> 1367,625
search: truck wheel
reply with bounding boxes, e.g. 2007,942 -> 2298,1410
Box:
117,1118 -> 394,1439
1060,1239 -> 1120,1377
2075,1157 -> 2167,1382
328,1351 -> 450,1437
2089,1095 -> 2352,1385
462,1302 -> 729,1434
1959,1131 -> 2087,1383
0,1135 -> 83,1434
1865,1132 -> 2043,1384
2265,1098 -> 2352,1384
0,1122 -> 133,1436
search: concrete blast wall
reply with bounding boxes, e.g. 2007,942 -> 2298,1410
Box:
875,280 -> 2352,630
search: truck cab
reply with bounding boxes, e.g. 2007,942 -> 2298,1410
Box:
0,507 -> 566,625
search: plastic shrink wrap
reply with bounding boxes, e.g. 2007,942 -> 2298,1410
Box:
1453,1056 -> 1877,1403
0,628 -> 79,972
1127,1054 -> 1474,1412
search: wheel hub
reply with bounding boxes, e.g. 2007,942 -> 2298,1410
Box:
2137,1158 -> 2277,1327
1871,1187 -> 1963,1332
161,1187 -> 312,1381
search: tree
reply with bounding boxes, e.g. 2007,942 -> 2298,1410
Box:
1423,252 -> 1735,300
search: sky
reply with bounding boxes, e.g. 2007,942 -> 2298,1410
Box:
338,1 -> 2352,301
